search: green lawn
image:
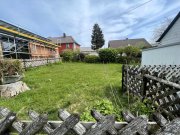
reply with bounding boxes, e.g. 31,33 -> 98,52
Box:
0,63 -> 129,120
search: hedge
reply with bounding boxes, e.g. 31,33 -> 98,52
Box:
84,55 -> 100,63
98,48 -> 118,63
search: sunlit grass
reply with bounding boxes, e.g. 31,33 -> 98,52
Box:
0,62 -> 127,120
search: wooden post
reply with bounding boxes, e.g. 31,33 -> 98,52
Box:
0,41 -> 3,59
122,64 -> 125,93
141,76 -> 147,101
47,58 -> 49,64
23,59 -> 26,70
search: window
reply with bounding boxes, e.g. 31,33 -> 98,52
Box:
66,43 -> 70,48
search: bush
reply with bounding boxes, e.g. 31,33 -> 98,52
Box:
61,49 -> 73,62
116,56 -> 140,64
78,52 -> 86,62
116,56 -> 127,64
84,55 -> 100,63
98,48 -> 118,63
0,59 -> 23,84
72,51 -> 80,62
123,46 -> 141,57
0,59 -> 23,76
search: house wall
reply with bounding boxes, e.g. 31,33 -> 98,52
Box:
29,42 -> 56,59
160,17 -> 180,45
142,44 -> 180,65
58,43 -> 80,54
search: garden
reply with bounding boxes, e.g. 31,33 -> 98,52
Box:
0,62 -> 150,121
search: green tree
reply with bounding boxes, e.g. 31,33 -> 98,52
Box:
91,23 -> 105,50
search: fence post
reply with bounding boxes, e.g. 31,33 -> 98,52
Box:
47,58 -> 49,64
23,59 -> 26,71
141,75 -> 147,101
122,64 -> 125,93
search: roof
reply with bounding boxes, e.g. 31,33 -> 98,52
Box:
80,47 -> 96,52
0,20 -> 57,47
157,12 -> 180,42
49,36 -> 80,46
108,38 -> 151,48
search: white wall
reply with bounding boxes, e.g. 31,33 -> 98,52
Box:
142,44 -> 180,65
160,17 -> 180,45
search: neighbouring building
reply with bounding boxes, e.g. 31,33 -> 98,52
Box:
108,38 -> 151,49
142,12 -> 180,65
0,20 -> 59,59
48,33 -> 80,54
80,47 -> 98,56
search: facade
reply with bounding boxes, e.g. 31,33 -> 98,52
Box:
49,33 -> 80,54
108,38 -> 151,49
0,20 -> 58,59
80,47 -> 98,56
142,12 -> 180,65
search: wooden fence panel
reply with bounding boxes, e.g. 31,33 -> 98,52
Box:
0,107 -> 179,135
122,65 -> 180,118
21,58 -> 61,69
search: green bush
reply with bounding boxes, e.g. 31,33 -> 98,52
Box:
61,49 -> 73,62
123,46 -> 141,57
116,56 -> 127,64
72,51 -> 80,62
84,55 -> 100,63
116,56 -> 140,64
98,48 -> 118,63
78,52 -> 86,62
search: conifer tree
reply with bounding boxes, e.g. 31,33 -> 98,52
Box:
91,24 -> 105,50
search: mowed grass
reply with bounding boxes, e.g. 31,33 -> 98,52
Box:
0,63 -> 127,120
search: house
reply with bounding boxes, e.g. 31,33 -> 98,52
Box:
142,12 -> 180,65
108,38 -> 151,49
48,33 -> 80,54
0,20 -> 59,59
80,47 -> 98,56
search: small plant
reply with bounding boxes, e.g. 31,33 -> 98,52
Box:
84,55 -> 100,63
129,98 -> 154,117
81,99 -> 122,121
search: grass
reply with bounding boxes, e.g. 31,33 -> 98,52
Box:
0,62 -> 129,120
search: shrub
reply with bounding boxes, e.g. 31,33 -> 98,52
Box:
98,48 -> 118,63
116,56 -> 127,64
61,49 -> 73,62
0,59 -> 23,76
123,46 -> 141,57
78,52 -> 86,62
84,55 -> 100,63
0,59 -> 23,84
72,51 -> 80,62
116,48 -> 124,55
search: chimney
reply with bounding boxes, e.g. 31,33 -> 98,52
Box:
63,33 -> 66,38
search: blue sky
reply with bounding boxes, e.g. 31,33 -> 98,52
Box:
0,0 -> 180,47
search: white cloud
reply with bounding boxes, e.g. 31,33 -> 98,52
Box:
0,0 -> 179,47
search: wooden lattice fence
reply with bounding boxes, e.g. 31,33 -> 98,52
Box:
122,65 -> 180,119
0,107 -> 180,135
